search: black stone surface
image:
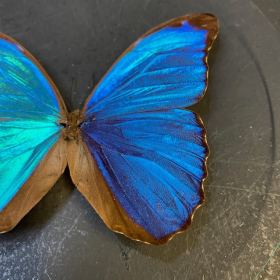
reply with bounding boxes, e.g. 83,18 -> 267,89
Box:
0,0 -> 280,279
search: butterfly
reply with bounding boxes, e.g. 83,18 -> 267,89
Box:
0,14 -> 218,245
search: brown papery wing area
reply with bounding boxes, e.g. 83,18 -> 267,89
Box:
0,138 -> 67,232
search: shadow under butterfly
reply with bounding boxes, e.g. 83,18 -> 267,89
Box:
0,14 -> 218,245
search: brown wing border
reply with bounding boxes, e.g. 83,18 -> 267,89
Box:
0,137 -> 67,232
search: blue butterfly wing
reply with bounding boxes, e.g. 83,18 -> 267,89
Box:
0,34 -> 67,231
81,110 -> 208,240
70,14 -> 218,244
84,14 -> 217,120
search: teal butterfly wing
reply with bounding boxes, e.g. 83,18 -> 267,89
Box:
69,14 -> 218,244
0,34 -> 67,231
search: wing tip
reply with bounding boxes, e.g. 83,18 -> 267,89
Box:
141,13 -> 219,42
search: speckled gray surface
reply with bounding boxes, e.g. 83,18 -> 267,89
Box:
0,0 -> 280,279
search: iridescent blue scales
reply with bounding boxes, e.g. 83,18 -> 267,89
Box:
81,110 -> 207,239
86,21 -> 209,117
0,38 -> 63,211
0,14 -> 218,244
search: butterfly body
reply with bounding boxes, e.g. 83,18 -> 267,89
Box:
0,14 -> 218,244
62,110 -> 81,141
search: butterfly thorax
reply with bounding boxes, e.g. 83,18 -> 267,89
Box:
62,109 -> 81,141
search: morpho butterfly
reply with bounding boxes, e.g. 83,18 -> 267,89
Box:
0,14 -> 218,245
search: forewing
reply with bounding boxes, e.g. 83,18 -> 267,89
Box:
0,34 -> 67,231
82,14 -> 218,120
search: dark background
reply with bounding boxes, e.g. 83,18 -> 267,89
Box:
0,0 -> 280,279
